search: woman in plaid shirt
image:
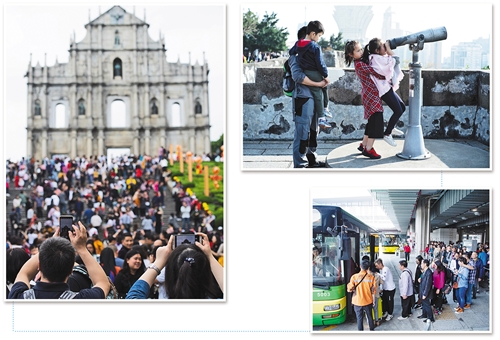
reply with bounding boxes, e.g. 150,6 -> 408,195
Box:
345,40 -> 386,159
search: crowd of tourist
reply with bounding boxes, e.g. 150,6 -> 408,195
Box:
347,240 -> 489,330
6,150 -> 224,299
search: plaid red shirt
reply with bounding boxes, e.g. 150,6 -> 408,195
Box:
354,60 -> 385,119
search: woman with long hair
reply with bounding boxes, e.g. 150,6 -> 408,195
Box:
126,233 -> 223,299
432,259 -> 446,315
114,249 -> 145,298
100,247 -> 120,283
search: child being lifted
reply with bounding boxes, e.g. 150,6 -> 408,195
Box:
289,20 -> 331,129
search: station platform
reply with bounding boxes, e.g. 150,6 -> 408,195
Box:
313,251 -> 490,332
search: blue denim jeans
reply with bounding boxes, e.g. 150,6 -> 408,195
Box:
457,286 -> 467,308
292,97 -> 318,168
466,282 -> 473,305
354,304 -> 375,331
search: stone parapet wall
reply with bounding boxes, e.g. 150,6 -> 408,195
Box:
243,67 -> 490,145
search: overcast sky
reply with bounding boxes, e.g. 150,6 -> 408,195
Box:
3,4 -> 224,161
243,3 -> 492,56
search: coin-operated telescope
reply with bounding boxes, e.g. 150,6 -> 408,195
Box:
389,26 -> 447,51
393,27 -> 447,160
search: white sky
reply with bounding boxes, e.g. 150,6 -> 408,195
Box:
243,3 -> 492,56
3,3 -> 224,161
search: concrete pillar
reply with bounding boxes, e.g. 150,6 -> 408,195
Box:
70,130 -> 77,158
415,197 -> 431,257
133,131 -> 139,155
86,130 -> 93,157
97,129 -> 104,157
41,130 -> 48,158
144,129 -> 150,156
189,135 -> 195,154
26,130 -> 33,158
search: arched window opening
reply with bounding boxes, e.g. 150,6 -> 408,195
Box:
110,100 -> 126,127
195,99 -> 202,114
34,101 -> 41,116
78,100 -> 86,115
55,104 -> 66,128
113,58 -> 122,78
151,99 -> 159,115
171,102 -> 181,127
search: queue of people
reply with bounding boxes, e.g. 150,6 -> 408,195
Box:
346,239 -> 489,331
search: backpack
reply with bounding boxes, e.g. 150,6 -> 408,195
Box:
445,267 -> 454,284
282,58 -> 294,97
23,288 -> 77,299
71,264 -> 118,299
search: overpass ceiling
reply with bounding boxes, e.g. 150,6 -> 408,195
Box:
370,190 -> 490,234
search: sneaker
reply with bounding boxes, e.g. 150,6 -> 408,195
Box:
464,304 -> 471,309
383,134 -> 397,147
385,314 -> 393,321
323,108 -> 332,118
357,143 -> 364,152
397,316 -> 408,320
382,312 -> 388,318
362,147 -> 382,159
455,308 -> 464,313
414,304 -> 422,309
306,161 -> 326,168
318,117 -> 331,128
392,127 -> 404,136
417,315 -> 426,319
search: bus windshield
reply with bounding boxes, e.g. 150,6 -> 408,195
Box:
313,235 -> 344,289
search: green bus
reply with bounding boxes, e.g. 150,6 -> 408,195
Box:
312,205 -> 377,326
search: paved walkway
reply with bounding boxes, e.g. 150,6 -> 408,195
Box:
243,139 -> 490,170
313,251 -> 490,332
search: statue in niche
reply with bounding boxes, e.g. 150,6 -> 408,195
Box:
34,101 -> 41,116
151,101 -> 158,115
79,102 -> 85,115
195,101 -> 202,114
115,30 -> 120,46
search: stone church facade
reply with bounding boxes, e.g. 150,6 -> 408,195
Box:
26,6 -> 211,160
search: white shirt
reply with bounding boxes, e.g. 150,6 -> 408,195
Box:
379,265 -> 396,291
51,194 -> 60,206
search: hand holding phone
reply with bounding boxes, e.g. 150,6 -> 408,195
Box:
59,215 -> 74,240
173,234 -> 202,249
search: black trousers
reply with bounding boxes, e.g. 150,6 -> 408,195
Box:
401,295 -> 413,317
382,288 -> 396,315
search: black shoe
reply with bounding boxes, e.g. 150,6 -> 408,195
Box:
306,161 -> 326,168
417,315 -> 426,319
414,304 -> 422,309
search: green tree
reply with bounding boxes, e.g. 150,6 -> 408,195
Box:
243,10 -> 259,46
318,37 -> 330,50
330,32 -> 346,51
211,133 -> 224,155
243,10 -> 289,54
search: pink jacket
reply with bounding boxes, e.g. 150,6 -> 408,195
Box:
369,54 -> 404,96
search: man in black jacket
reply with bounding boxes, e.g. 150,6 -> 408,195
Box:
417,259 -> 435,323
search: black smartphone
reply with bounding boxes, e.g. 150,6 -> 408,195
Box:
59,215 -> 74,240
174,234 -> 201,249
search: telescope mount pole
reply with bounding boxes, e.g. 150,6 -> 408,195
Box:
397,43 -> 431,160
